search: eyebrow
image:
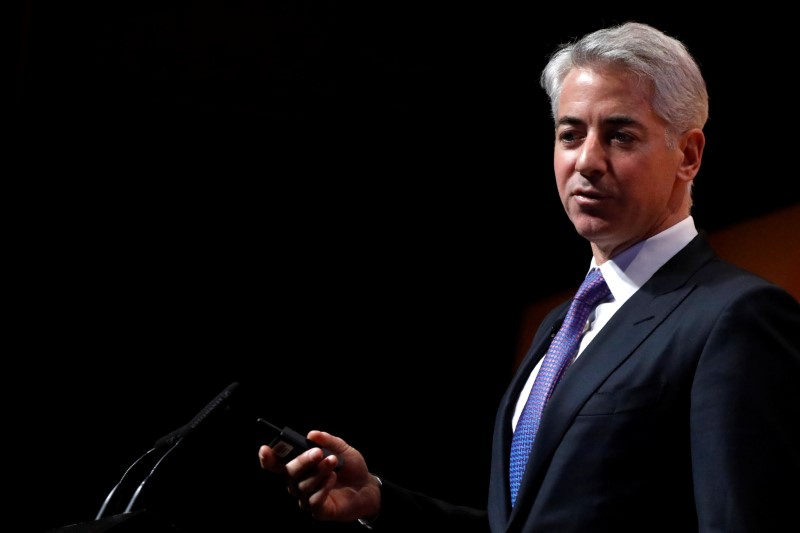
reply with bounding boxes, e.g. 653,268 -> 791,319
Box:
557,114 -> 640,128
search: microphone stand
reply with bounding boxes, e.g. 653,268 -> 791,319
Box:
94,382 -> 241,520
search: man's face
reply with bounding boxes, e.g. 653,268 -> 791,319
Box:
553,66 -> 693,259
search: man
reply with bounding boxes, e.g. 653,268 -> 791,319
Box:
259,22 -> 800,532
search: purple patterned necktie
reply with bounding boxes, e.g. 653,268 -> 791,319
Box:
509,268 -> 610,506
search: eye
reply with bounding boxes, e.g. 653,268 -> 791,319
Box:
610,130 -> 635,144
558,129 -> 584,145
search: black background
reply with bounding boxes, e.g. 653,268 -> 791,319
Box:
12,3 -> 799,531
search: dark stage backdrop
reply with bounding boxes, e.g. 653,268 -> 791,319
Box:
12,3 -> 799,531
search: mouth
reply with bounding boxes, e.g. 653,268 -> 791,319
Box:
571,188 -> 605,203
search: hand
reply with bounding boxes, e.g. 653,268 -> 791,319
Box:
259,430 -> 381,523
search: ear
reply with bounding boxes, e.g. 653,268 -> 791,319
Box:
677,128 -> 705,182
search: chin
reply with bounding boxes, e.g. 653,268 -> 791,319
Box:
571,215 -> 613,242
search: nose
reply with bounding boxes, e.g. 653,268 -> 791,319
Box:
574,133 -> 607,178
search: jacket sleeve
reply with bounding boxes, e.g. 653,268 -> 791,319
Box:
369,478 -> 489,532
690,283 -> 800,532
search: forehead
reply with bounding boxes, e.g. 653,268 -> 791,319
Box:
558,67 -> 657,123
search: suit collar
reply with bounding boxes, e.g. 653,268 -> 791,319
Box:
505,233 -> 716,525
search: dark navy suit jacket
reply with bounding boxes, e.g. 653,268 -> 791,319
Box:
375,234 -> 800,532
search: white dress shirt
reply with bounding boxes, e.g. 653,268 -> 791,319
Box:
511,217 -> 699,430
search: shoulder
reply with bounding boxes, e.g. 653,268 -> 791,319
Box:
671,232 -> 796,305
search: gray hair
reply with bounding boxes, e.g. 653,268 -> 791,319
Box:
540,22 -> 709,140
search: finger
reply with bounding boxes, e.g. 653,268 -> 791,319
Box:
297,470 -> 338,514
284,446 -> 326,478
258,445 -> 287,473
285,448 -> 339,504
308,471 -> 338,511
307,430 -> 350,455
295,454 -> 337,495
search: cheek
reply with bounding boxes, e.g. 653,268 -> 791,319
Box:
553,151 -> 573,192
553,147 -> 571,169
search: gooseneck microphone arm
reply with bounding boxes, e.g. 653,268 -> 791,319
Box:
95,447 -> 160,520
95,382 -> 241,519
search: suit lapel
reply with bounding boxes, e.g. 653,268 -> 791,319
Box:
492,306 -> 567,525
508,234 -> 716,522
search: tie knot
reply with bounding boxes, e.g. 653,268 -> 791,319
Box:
574,268 -> 611,308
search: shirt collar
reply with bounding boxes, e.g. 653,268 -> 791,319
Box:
590,216 -> 698,303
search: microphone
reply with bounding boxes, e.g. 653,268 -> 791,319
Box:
124,381 -> 241,513
152,381 -> 240,450
96,382 -> 241,519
